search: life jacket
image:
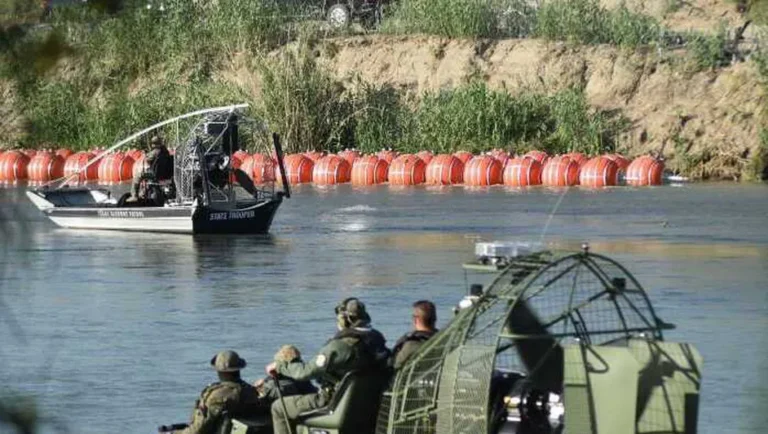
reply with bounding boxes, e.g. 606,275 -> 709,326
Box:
392,329 -> 437,357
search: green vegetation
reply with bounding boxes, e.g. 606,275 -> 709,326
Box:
0,0 -> 753,164
381,0 -> 535,39
535,0 -> 660,48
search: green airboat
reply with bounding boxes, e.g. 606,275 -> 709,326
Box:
185,243 -> 704,434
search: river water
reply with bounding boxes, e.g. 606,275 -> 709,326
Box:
0,183 -> 766,433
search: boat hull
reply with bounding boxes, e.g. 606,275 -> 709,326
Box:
29,191 -> 283,234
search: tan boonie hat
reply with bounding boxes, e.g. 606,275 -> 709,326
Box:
210,350 -> 247,372
274,345 -> 301,363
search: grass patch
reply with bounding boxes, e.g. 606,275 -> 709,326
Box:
535,0 -> 661,48
382,0 -> 535,39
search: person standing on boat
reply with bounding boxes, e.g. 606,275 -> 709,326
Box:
173,350 -> 262,434
131,135 -> 173,200
265,298 -> 390,434
253,345 -> 317,402
391,300 -> 439,369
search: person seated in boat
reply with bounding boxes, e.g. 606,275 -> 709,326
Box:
264,298 -> 391,434
173,350 -> 263,434
253,345 -> 317,402
391,300 -> 439,369
131,135 -> 173,200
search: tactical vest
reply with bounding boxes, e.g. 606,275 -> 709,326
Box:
392,330 -> 437,356
323,327 -> 390,386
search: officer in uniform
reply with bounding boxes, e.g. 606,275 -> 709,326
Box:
265,298 -> 390,434
174,350 -> 263,434
254,345 -> 317,402
131,135 -> 173,200
391,300 -> 438,369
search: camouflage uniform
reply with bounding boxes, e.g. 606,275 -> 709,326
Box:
132,136 -> 173,198
257,345 -> 316,402
176,351 -> 264,434
391,329 -> 437,369
270,298 -> 390,434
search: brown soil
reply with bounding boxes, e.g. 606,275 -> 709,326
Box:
314,35 -> 765,180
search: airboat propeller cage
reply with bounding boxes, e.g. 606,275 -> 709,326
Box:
379,248 -> 703,434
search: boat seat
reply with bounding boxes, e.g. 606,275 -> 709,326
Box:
295,370 -> 391,434
227,415 -> 272,434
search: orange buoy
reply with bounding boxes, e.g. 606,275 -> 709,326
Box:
416,151 -> 434,165
313,155 -> 351,185
604,153 -> 630,171
580,156 -> 620,187
132,153 -> 147,180
388,154 -> 426,186
503,157 -> 542,187
464,155 -> 503,186
22,149 -> 37,159
426,154 -> 464,185
304,151 -> 327,162
64,152 -> 99,183
279,154 -> 314,184
542,156 -> 580,187
351,155 -> 389,186
338,149 -> 361,166
232,150 -> 249,165
488,149 -> 509,163
453,151 -> 474,165
242,153 -> 275,184
28,151 -> 65,183
563,152 -> 588,167
98,152 -> 135,184
55,149 -> 74,159
524,150 -> 550,165
377,150 -> 399,164
0,151 -> 30,183
626,156 -> 664,186
126,149 -> 144,162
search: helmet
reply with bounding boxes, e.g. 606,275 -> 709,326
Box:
335,297 -> 371,328
210,350 -> 247,372
274,345 -> 301,363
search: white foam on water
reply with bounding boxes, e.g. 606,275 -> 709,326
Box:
336,205 -> 378,213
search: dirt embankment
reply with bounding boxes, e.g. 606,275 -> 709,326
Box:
310,35 -> 765,180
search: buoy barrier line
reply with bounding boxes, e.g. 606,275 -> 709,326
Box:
464,156 -> 502,186
98,153 -> 135,184
281,154 -> 314,184
65,152 -> 99,183
55,149 -> 74,160
426,154 -> 463,185
563,152 -> 588,167
580,157 -> 619,188
0,151 -> 30,183
243,154 -> 276,184
338,150 -> 361,166
389,155 -> 426,185
524,150 -> 550,165
313,156 -> 352,185
416,151 -> 434,165
28,152 -> 65,183
352,156 -> 388,185
626,156 -> 664,186
542,156 -> 580,187
453,151 -> 474,165
503,157 -> 542,187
